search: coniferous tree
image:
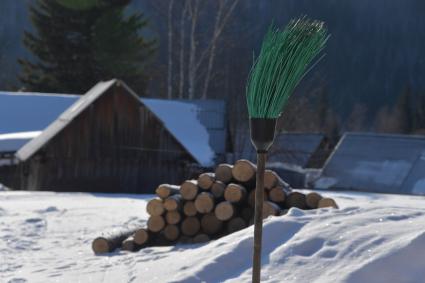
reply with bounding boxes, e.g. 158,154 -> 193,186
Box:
19,0 -> 156,94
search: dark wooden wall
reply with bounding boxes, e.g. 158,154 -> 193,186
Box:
16,85 -> 196,193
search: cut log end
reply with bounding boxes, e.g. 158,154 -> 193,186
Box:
201,213 -> 223,235
163,224 -> 180,241
306,192 -> 323,209
163,195 -> 182,211
183,201 -> 198,217
262,201 -> 281,219
165,210 -> 182,225
214,201 -> 236,221
146,198 -> 165,216
180,180 -> 199,201
192,234 -> 210,244
285,192 -> 307,209
268,187 -> 287,203
156,184 -> 180,199
215,163 -> 233,183
121,237 -> 136,252
318,198 -> 338,209
198,173 -> 215,190
92,237 -> 110,254
211,181 -> 226,199
264,169 -> 290,190
224,183 -> 247,203
147,216 -> 165,233
181,217 -> 201,236
232,159 -> 256,183
194,192 -> 215,214
134,229 -> 149,245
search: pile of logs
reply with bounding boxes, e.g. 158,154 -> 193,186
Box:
92,160 -> 338,254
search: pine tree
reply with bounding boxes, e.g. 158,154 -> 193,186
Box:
19,0 -> 156,94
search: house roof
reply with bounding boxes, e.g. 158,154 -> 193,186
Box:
141,99 -> 225,167
2,80 -> 223,167
236,132 -> 325,168
0,131 -> 42,153
315,132 -> 425,195
0,91 -> 78,134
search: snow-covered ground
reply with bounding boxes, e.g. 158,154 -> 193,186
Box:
1,190 -> 424,283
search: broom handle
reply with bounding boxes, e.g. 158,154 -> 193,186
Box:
252,152 -> 266,283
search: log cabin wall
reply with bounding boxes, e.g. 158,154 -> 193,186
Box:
18,84 -> 196,193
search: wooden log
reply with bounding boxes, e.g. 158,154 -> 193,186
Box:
318,198 -> 338,209
146,198 -> 165,216
285,191 -> 307,209
264,170 -> 290,190
147,215 -> 166,233
241,207 -> 253,222
227,217 -> 247,233
214,201 -> 236,221
164,195 -> 182,211
224,183 -> 247,204
262,201 -> 281,218
215,163 -> 234,183
180,180 -> 199,200
192,233 -> 210,244
133,228 -> 149,245
165,210 -> 182,225
92,227 -> 138,254
201,213 -> 223,235
194,192 -> 215,214
163,224 -> 180,241
306,192 -> 323,209
181,216 -> 201,236
211,180 -> 226,199
183,201 -> 197,217
268,186 -> 287,204
248,189 -> 269,207
156,184 -> 180,199
121,236 -> 140,252
232,159 -> 256,183
198,173 -> 215,190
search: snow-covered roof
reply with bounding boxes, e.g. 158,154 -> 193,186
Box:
0,91 -> 78,134
236,132 -> 325,168
315,132 -> 425,195
141,98 -> 218,167
0,131 -> 42,153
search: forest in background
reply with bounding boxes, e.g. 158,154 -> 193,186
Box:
1,0 -> 425,143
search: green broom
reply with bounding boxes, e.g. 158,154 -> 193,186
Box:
246,17 -> 328,283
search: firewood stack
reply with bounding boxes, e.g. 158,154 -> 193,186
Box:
92,159 -> 338,254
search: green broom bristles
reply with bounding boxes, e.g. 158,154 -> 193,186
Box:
246,17 -> 329,119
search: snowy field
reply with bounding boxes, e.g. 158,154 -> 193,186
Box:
1,190 -> 425,283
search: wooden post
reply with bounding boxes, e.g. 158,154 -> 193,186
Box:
252,152 -> 266,283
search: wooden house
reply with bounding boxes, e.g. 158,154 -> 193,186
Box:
0,79 -> 227,193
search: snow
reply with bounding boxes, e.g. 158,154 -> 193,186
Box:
141,98 -> 215,167
0,131 -> 42,152
412,178 -> 425,195
0,92 -> 77,134
1,190 -> 425,283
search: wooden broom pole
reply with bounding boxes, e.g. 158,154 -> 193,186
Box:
252,152 -> 266,283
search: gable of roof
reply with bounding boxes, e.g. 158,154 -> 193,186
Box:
315,132 -> 425,195
0,91 -> 78,134
16,80 -> 119,161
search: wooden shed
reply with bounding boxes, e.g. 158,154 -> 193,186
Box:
0,79 -> 226,193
